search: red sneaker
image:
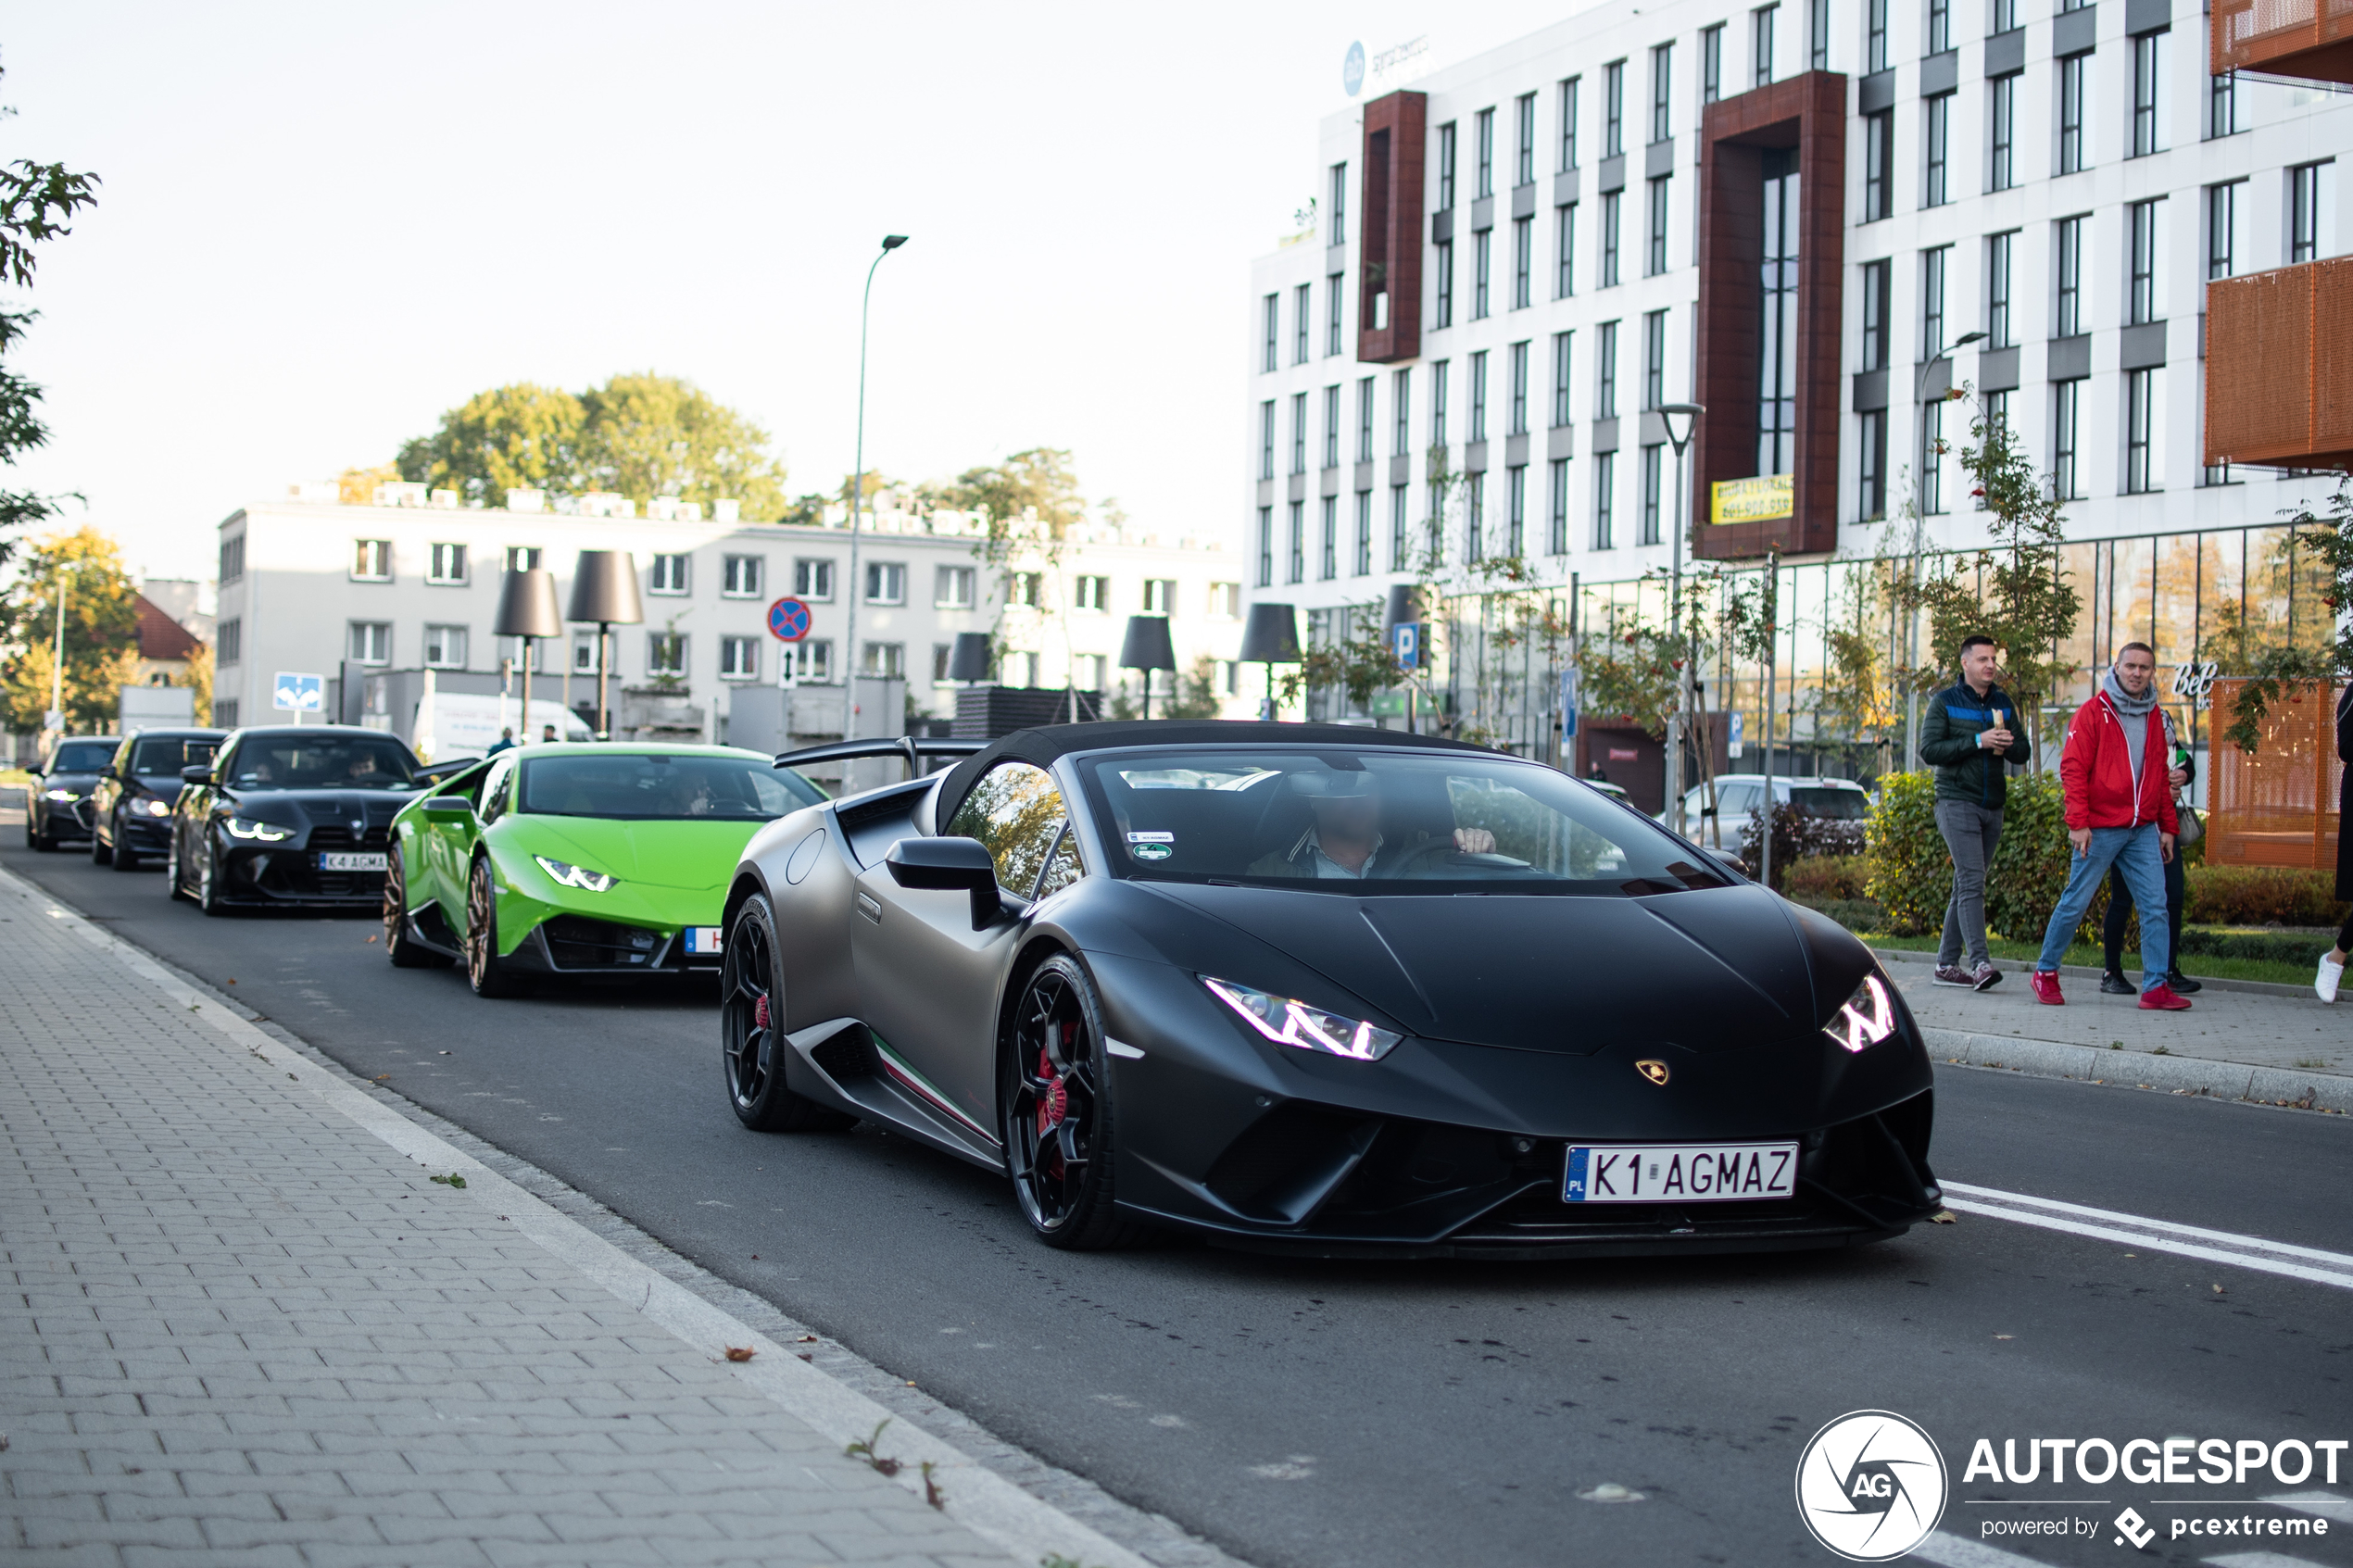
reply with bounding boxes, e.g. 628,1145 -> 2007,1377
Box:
2139,982 -> 2193,1011
2029,970 -> 2065,1006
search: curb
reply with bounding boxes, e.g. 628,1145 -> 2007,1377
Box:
1924,1025 -> 2353,1112
1873,942 -> 2317,1000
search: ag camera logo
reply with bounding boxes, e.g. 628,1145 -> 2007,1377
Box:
1795,1410 -> 1949,1562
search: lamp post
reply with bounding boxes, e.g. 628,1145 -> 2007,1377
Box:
565,552 -> 644,741
1239,603 -> 1302,721
493,568 -> 562,746
1901,331 -> 1986,769
1656,402 -> 1704,834
1119,615 -> 1177,721
845,234 -> 909,744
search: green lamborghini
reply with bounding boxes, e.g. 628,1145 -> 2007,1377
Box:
384,744 -> 827,997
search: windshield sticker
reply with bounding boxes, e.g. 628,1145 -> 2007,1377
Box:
1130,843 -> 1174,861
1126,831 -> 1175,842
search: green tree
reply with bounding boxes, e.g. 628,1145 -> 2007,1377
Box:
943,448 -> 1088,541
0,526 -> 142,731
1164,652 -> 1227,720
396,383 -> 585,504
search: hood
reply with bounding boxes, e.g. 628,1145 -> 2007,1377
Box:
225,786 -> 409,827
514,816 -> 763,891
1137,883 -> 1839,1057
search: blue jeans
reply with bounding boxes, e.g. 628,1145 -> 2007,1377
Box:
2036,824 -> 2171,991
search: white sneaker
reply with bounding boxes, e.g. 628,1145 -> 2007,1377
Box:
2318,955 -> 2344,1005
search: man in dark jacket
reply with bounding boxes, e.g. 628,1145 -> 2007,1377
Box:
1919,635 -> 2032,989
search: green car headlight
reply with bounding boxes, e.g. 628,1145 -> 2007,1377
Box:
224,816 -> 295,842
535,854 -> 618,893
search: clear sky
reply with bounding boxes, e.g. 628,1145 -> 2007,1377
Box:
5,1 -> 1588,588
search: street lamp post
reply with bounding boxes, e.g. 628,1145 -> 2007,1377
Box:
845,234 -> 909,746
1902,331 -> 1986,770
1657,403 -> 1704,834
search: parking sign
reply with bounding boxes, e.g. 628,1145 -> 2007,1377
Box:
273,672 -> 325,712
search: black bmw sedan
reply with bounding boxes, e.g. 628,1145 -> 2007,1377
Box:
24,734 -> 120,850
91,728 -> 225,871
170,725 -> 424,914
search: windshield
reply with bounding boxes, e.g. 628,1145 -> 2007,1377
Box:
1790,785 -> 1869,820
47,741 -> 115,772
226,734 -> 417,791
1079,748 -> 1732,895
132,735 -> 219,775
518,754 -> 825,821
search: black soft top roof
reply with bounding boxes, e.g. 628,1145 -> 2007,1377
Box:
935,720 -> 1496,829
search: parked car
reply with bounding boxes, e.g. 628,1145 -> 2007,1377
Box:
1678,774 -> 1872,847
23,735 -> 120,850
169,726 -> 425,913
384,744 -> 828,996
90,728 -> 226,871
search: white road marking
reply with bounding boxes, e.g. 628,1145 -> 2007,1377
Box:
2202,1554 -> 2332,1568
1940,1181 -> 2353,1293
2263,1492 -> 2353,1524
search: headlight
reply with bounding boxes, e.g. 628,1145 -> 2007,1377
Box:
44,787 -> 77,801
535,854 -> 617,892
224,816 -> 295,841
138,797 -> 171,817
1822,972 -> 1898,1054
1202,975 -> 1403,1061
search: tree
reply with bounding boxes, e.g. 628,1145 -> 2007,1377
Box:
0,526 -> 142,731
0,59 -> 102,565
397,383 -> 585,504
1164,652 -> 1227,720
943,448 -> 1088,541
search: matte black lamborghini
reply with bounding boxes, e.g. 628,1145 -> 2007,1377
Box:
717,721 -> 1940,1257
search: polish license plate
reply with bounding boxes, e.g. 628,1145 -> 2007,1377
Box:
681,926 -> 724,956
318,851 -> 386,872
1563,1142 -> 1799,1203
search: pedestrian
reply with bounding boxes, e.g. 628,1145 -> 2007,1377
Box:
1919,634 -> 2032,990
541,723 -> 559,744
486,726 -> 515,756
2313,679 -> 2353,1002
1586,759 -> 1609,784
2100,707 -> 2199,996
2029,643 -> 2190,1010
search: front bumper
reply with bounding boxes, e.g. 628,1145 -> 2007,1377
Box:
214,839 -> 389,906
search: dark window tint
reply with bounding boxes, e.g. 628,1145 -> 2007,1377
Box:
131,735 -> 219,775
227,735 -> 416,790
1789,785 -> 1869,820
49,741 -> 117,772
518,753 -> 821,821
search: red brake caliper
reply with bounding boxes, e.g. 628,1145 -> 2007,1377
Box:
753,995 -> 770,1031
1035,1047 -> 1068,1160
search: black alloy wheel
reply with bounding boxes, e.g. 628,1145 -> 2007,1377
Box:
1002,953 -> 1142,1250
109,811 -> 141,872
464,856 -> 522,997
89,820 -> 112,864
383,847 -> 444,968
721,894 -> 853,1132
26,809 -> 44,850
167,825 -> 190,901
195,838 -> 227,916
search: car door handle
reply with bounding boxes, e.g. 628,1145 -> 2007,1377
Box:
856,892 -> 883,923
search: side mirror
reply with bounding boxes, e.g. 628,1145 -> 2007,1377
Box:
420,796 -> 474,820
886,836 -> 1003,930
181,765 -> 213,786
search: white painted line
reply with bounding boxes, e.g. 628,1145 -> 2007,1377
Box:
1942,1197 -> 2353,1293
2201,1553 -> 2331,1568
2262,1491 -> 2353,1524
1910,1530 -> 2048,1566
1944,1181 -> 2353,1270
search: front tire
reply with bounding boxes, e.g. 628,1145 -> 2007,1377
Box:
464,856 -> 522,997
196,838 -> 228,916
384,847 -> 446,968
1002,953 -> 1143,1250
109,814 -> 141,871
90,823 -> 112,865
29,812 -> 50,851
722,893 -> 854,1132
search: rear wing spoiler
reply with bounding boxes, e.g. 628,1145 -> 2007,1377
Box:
774,737 -> 987,779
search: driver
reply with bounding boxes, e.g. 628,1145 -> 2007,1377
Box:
1247,771 -> 1495,879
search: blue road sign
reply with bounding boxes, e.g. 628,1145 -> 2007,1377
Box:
272,671 -> 324,712
1391,621 -> 1421,671
767,597 -> 812,642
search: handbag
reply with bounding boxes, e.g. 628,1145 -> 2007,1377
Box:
2176,804 -> 2203,846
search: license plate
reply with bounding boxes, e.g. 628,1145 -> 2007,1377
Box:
1563,1142 -> 1799,1203
317,852 -> 387,872
681,926 -> 724,955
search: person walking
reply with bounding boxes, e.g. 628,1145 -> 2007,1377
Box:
2100,707 -> 2200,995
1919,634 -> 2032,990
486,726 -> 516,756
2313,679 -> 2353,1002
2030,643 -> 2191,1010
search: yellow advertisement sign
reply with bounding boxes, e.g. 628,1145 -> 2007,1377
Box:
1712,473 -> 1794,524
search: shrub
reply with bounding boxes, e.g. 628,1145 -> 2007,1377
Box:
2177,926 -> 2340,964
2183,866 -> 2349,928
1736,805 -> 1868,887
1866,770 -> 2105,944
1782,853 -> 1869,903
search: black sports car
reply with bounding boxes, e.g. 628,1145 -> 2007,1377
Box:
170,725 -> 426,913
91,728 -> 225,871
24,735 -> 119,850
718,721 -> 1939,1257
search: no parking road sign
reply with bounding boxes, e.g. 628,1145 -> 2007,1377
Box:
767,597 -> 812,642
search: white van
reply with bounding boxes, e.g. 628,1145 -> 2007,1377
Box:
1678,774 -> 1871,847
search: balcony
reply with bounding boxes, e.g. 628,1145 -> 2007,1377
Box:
2204,257 -> 2353,472
2211,0 -> 2353,83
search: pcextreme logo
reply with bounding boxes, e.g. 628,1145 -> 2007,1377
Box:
1795,1410 -> 1950,1562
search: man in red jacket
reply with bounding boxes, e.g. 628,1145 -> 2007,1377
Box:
2030,643 -> 2191,1009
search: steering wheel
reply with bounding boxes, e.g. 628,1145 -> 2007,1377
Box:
1387,838 -> 1533,878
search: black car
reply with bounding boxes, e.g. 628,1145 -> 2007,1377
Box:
91,728 -> 226,871
24,735 -> 120,850
170,725 -> 424,913
717,721 -> 1940,1258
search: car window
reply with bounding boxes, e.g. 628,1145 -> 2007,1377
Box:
515,753 -> 814,821
475,758 -> 519,824
48,741 -> 116,772
1034,822 -> 1086,900
131,735 -> 218,775
1790,785 -> 1869,820
946,761 -> 1068,898
227,734 -> 416,790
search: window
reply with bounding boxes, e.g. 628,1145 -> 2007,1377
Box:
1646,176 -> 1670,274
1465,474 -> 1486,560
1922,244 -> 1950,358
1327,274 -> 1344,356
1434,240 -> 1454,328
2124,368 -> 2159,494
1262,293 -> 1278,372
2290,163 -> 2325,266
1867,0 -> 1888,71
1993,0 -> 2017,31
1131,579 -> 1170,615
1288,501 -> 1305,583
723,555 -> 763,597
1073,574 -> 1110,611
1924,93 -> 1951,207
864,561 -> 905,605
1473,107 -> 1498,200
1811,0 -> 1831,67
1640,445 -> 1665,546
1928,0 -> 1950,54
1425,481 -> 1447,559
1551,331 -> 1576,426
946,761 -> 1072,899
1431,358 -> 1451,445
1559,78 -> 1580,170
789,639 -> 834,684
1604,62 -> 1625,158
423,624 -> 468,669
1353,492 -> 1373,575
2053,379 -> 2083,499
2056,214 -> 2085,337
2128,199 -> 2161,325
1512,215 -> 1533,307
505,546 -> 541,571
352,539 -> 391,582
1291,392 -> 1308,473
1208,582 -> 1240,619
1920,397 -> 1945,513
1987,231 -> 2016,346
1473,228 -> 1491,319
1858,409 -> 1888,518
213,697 -> 239,728
1703,27 -> 1724,104
1259,400 -> 1277,480
1294,282 -> 1311,363
1323,383 -> 1341,468
1860,258 -> 1892,370
1759,152 -> 1801,477
1548,458 -> 1570,553
1506,465 -> 1528,555
220,534 -> 245,583
1392,368 -> 1413,455
1754,4 -> 1778,86
2058,54 -> 2086,175
1596,320 -> 1619,420
1469,350 -> 1490,442
1990,73 -> 2017,192
1555,201 -> 1579,296
2207,182 -> 2240,280
1329,160 -> 1348,244
1011,571 -> 1044,608
1009,650 -> 1040,688
1864,113 -> 1893,220
1642,309 -> 1668,410
1320,496 -> 1339,579
648,553 -> 689,595
1650,44 -> 1673,144
218,617 -> 241,665
2207,69 -> 2238,140
1438,120 -> 1458,207
1390,485 -> 1411,570
936,565 -> 976,608
2132,31 -> 2164,157
860,641 -> 904,679
648,632 -> 686,678
794,558 -> 835,600
1592,450 -> 1617,549
1256,508 -> 1274,587
932,643 -> 956,684
1516,92 -> 1537,185
1073,652 -> 1106,691
347,621 -> 392,665
1601,191 -> 1622,285
573,633 -> 605,674
1356,376 -> 1376,461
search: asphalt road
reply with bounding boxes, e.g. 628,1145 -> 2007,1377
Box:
8,837 -> 2350,1568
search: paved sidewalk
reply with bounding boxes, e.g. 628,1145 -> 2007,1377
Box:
0,869 -> 1127,1567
